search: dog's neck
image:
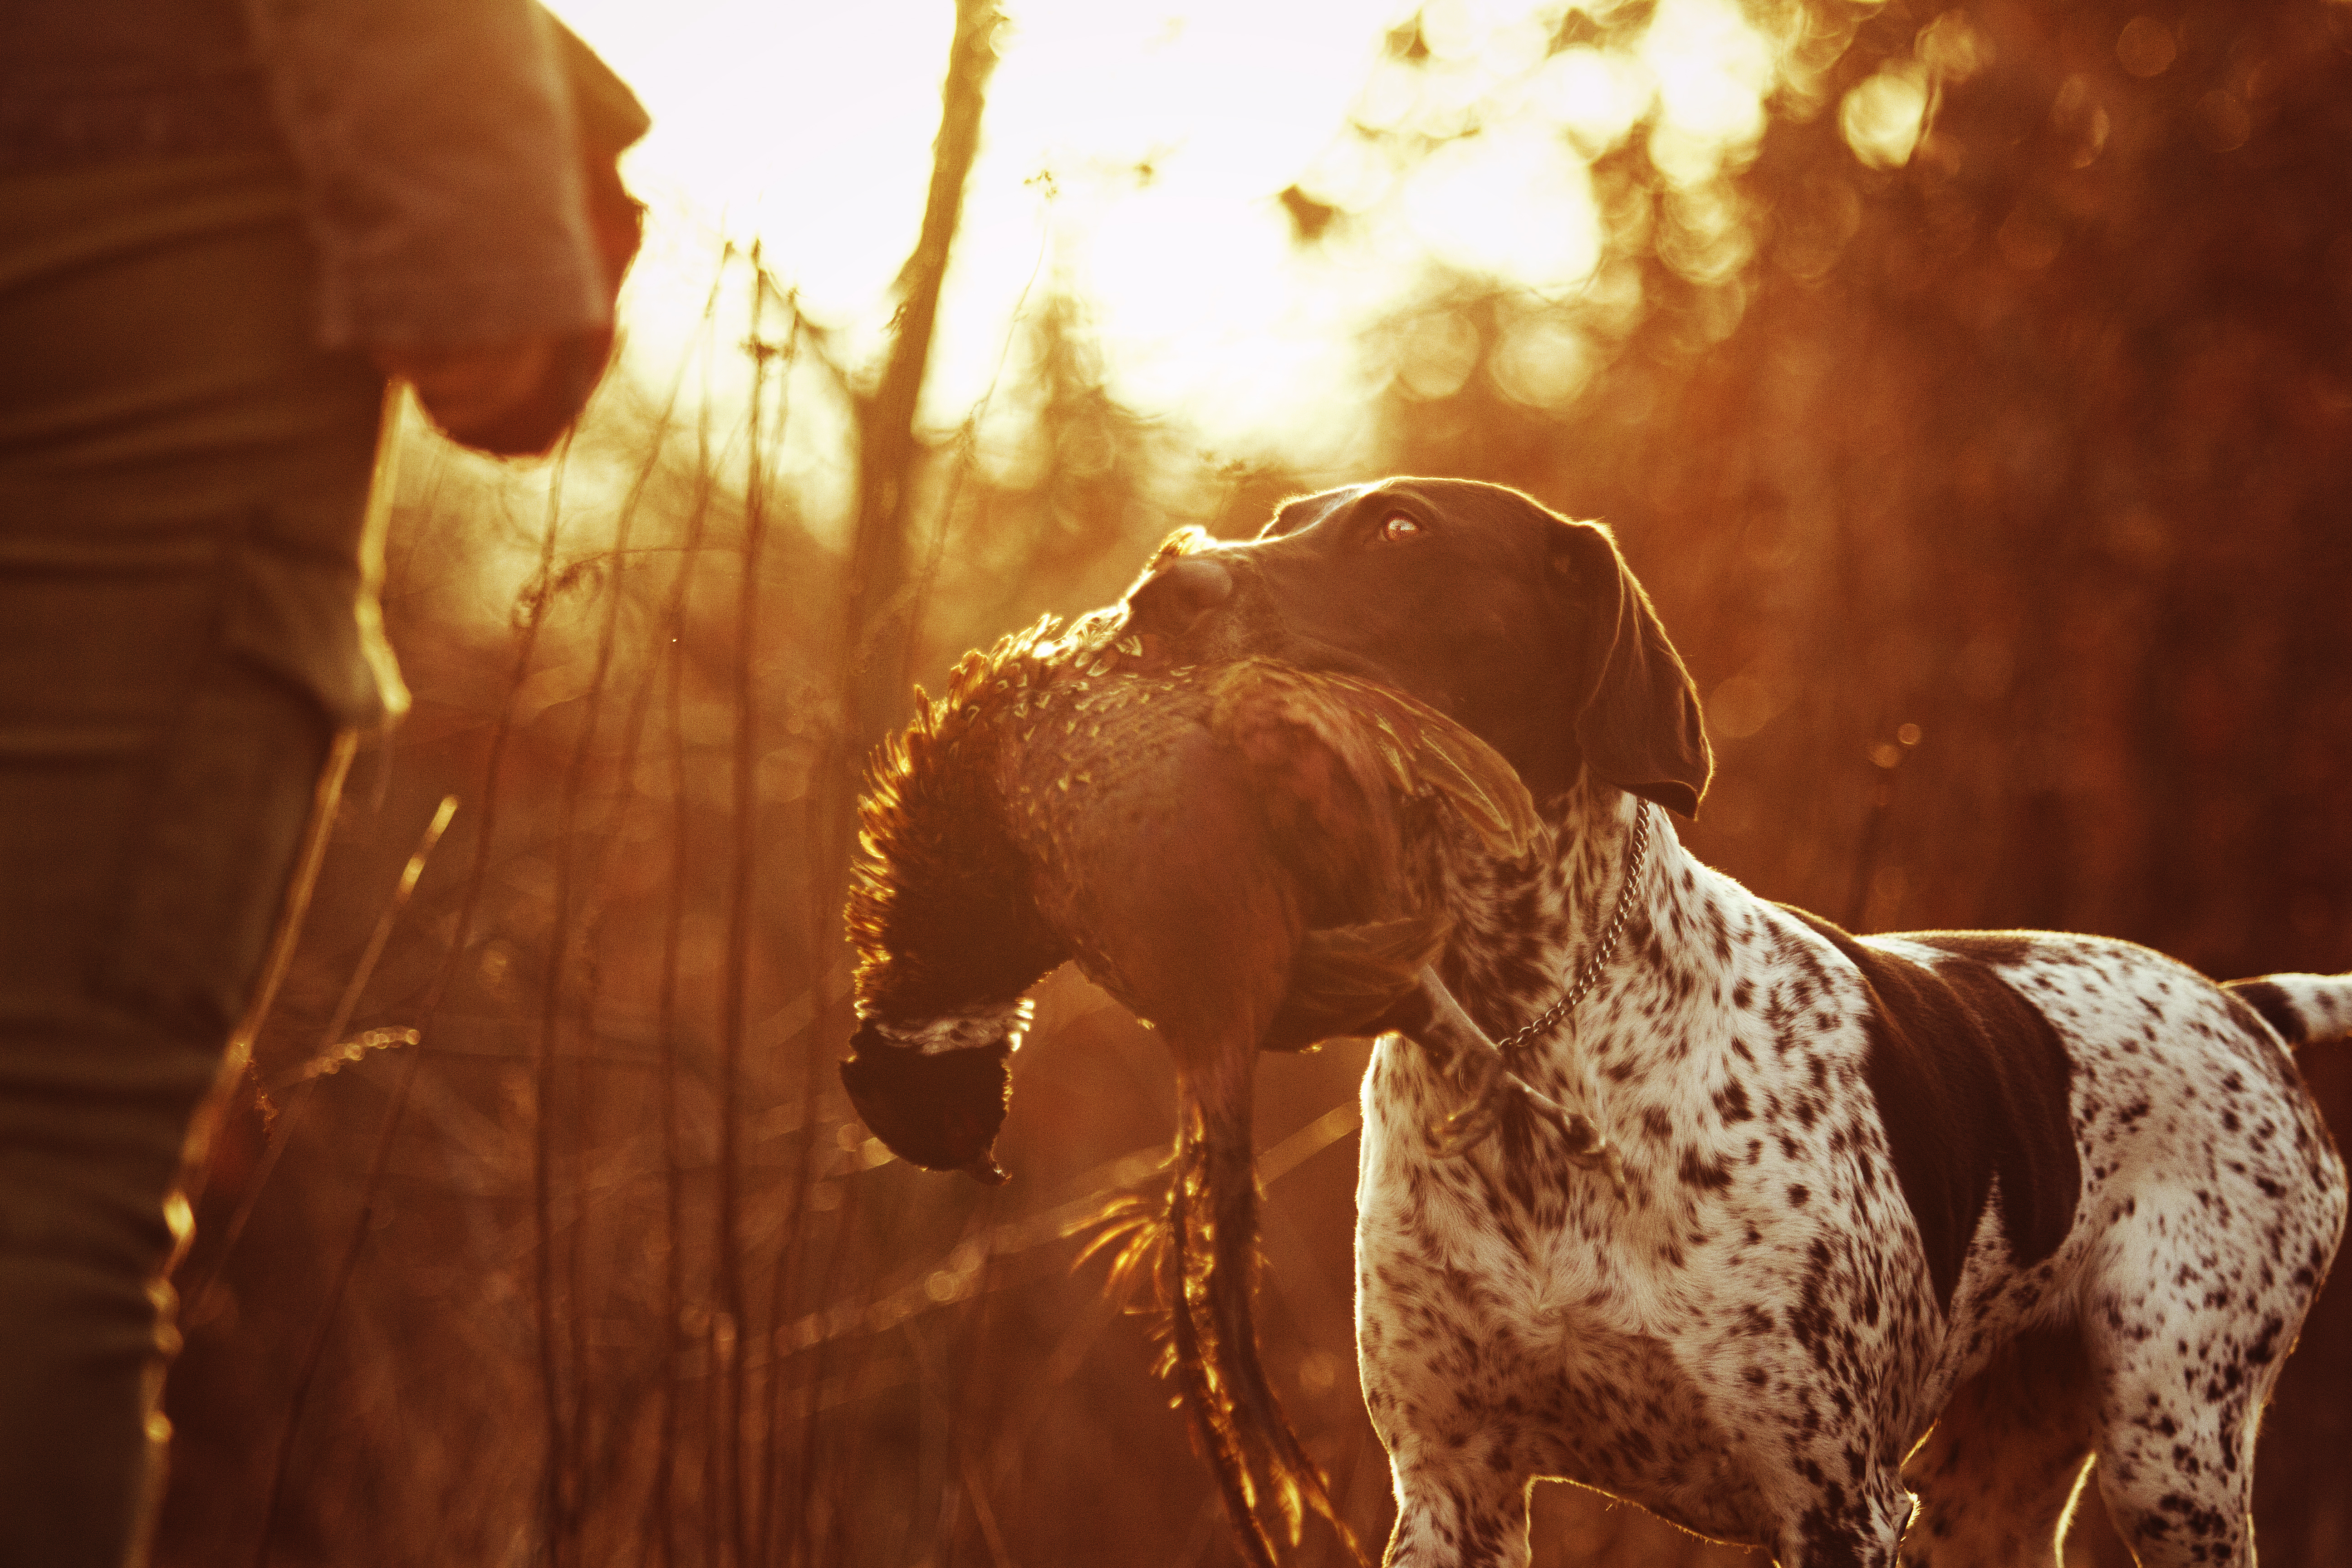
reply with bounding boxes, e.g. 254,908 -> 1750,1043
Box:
1439,774 -> 1738,1105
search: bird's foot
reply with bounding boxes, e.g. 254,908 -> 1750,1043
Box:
1426,1051 -> 1544,1154
1426,1053 -> 1625,1198
1566,1137 -> 1629,1202
1395,965 -> 1623,1196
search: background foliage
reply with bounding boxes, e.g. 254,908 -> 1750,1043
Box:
157,0 -> 2352,1563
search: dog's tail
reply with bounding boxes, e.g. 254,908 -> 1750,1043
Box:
2227,973 -> 2352,1047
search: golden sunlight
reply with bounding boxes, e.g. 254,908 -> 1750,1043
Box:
549,0 -> 1788,462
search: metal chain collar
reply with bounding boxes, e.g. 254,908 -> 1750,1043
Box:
1495,802 -> 1652,1058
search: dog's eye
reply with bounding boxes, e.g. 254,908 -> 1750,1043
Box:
1378,514 -> 1421,542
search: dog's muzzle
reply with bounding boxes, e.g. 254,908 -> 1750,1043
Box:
1121,544 -> 1404,691
1120,549 -> 1311,672
1125,554 -> 1235,639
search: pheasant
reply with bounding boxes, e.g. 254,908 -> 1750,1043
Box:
840,608 -> 1608,1567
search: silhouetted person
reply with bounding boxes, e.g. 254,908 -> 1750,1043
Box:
0,3 -> 645,1561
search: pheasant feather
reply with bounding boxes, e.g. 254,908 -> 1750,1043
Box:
843,608 -> 1540,1567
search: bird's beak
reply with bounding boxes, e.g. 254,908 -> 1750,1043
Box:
960,1156 -> 1010,1186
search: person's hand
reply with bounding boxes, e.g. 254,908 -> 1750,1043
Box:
372,133 -> 643,458
372,331 -> 608,458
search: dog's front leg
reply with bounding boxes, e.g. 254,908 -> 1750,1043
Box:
1384,1453 -> 1534,1568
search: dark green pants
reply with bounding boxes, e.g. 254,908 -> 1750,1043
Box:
0,153 -> 397,1568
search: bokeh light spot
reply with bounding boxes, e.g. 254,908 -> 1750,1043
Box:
1641,0 -> 1773,183
1840,66 -> 1929,170
2116,15 -> 2177,78
1537,46 -> 1654,158
1491,314 -> 1597,407
1401,125 -> 1603,290
1395,311 -> 1483,401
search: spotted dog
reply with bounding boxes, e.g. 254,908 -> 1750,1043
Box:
1120,477 -> 2351,1568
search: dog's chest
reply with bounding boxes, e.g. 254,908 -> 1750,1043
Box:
1352,1041 -> 1780,1538
1350,838 -> 1967,1524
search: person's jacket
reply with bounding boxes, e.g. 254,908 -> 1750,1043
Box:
0,0 -> 647,353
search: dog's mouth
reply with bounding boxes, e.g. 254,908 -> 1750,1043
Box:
1121,547 -> 1406,691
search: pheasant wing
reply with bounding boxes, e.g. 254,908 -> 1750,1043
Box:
1206,659 -> 1539,863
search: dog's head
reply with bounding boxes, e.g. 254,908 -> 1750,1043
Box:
1123,478 -> 1710,815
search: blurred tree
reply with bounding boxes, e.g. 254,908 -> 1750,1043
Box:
845,0 -> 1004,756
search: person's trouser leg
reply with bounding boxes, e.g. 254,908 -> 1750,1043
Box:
0,151 -> 392,1568
0,643 -> 331,1567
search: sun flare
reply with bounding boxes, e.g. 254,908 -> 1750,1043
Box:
549,0 -> 1786,464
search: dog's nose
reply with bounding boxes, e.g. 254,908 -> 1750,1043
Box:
1126,555 -> 1235,637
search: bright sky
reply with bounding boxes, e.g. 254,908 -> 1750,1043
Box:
546,0 -> 1804,471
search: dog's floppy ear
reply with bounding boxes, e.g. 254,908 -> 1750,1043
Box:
1549,520 -> 1712,818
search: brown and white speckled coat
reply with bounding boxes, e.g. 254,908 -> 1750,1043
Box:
1354,778 -> 2345,1567
1122,478 -> 2351,1568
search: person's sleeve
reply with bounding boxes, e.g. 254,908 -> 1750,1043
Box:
240,0 -> 649,352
